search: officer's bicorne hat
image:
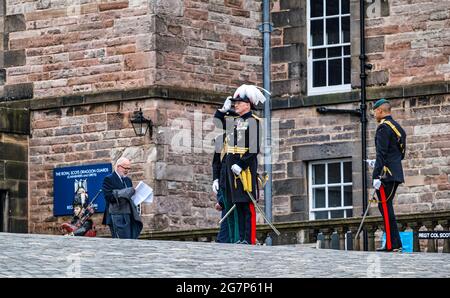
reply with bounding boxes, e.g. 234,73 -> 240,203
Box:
373,98 -> 389,110
230,84 -> 271,110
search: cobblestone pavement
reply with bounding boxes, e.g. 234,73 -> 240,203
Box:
0,233 -> 449,278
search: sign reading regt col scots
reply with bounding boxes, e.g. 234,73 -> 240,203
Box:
53,163 -> 112,216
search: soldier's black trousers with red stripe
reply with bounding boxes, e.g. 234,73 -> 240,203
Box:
236,202 -> 256,244
376,181 -> 402,250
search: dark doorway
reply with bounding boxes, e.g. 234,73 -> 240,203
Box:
0,191 -> 9,232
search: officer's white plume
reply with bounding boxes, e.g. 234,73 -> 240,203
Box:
233,84 -> 270,106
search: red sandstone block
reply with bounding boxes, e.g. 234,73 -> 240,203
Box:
80,3 -> 99,14
25,9 -> 67,22
225,0 -> 243,8
106,44 -> 136,56
33,119 -> 60,129
185,8 -> 208,21
99,1 -> 129,12
218,51 -> 240,62
231,9 -> 250,17
124,52 -> 154,70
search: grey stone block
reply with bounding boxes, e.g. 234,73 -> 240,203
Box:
273,212 -> 304,223
4,83 -> 33,100
291,196 -> 307,212
366,36 -> 385,54
287,161 -> 305,178
367,70 -> 388,86
288,61 -> 303,79
7,218 -> 27,233
61,96 -> 84,106
54,126 -> 82,136
272,44 -> 301,63
272,9 -> 303,27
293,142 -> 354,161
156,35 -> 186,54
4,50 -> 26,67
155,162 -> 193,182
279,119 -> 295,129
0,143 -> 27,161
8,196 -> 27,218
283,27 -> 304,44
272,79 -> 301,96
5,14 -> 26,32
273,178 -> 303,196
280,0 -> 303,10
5,161 -> 27,180
0,69 -> 5,85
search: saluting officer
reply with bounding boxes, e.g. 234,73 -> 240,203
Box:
372,98 -> 407,252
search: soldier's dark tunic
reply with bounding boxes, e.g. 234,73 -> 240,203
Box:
214,109 -> 261,244
373,115 -> 406,251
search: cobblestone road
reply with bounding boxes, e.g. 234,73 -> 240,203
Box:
0,233 -> 449,278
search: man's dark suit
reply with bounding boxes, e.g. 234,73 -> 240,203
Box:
102,172 -> 142,239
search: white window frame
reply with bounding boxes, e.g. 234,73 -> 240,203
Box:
307,0 -> 351,96
308,159 -> 353,220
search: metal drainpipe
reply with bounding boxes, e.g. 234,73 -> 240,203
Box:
261,0 -> 273,246
359,0 -> 369,251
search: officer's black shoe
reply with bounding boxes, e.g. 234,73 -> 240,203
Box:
240,240 -> 249,245
235,240 -> 242,244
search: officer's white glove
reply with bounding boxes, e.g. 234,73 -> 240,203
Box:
366,159 -> 376,168
218,96 -> 232,113
212,179 -> 219,194
373,179 -> 382,190
231,164 -> 242,176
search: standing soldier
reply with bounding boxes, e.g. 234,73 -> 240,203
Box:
372,98 -> 406,252
214,85 -> 266,245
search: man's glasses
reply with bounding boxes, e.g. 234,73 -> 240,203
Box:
119,165 -> 131,170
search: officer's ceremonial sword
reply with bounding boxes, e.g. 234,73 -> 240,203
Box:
238,174 -> 281,236
355,189 -> 378,240
219,204 -> 236,224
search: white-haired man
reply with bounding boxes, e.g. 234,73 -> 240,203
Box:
102,157 -> 142,239
213,85 -> 265,244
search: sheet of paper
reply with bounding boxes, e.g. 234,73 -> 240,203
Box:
131,181 -> 153,206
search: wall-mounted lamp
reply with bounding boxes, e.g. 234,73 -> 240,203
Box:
130,108 -> 153,138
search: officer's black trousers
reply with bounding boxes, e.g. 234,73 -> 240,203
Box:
376,181 -> 402,250
235,202 -> 256,244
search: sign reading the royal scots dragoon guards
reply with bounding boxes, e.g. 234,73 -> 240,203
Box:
53,163 -> 112,216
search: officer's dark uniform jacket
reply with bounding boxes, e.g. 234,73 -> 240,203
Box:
373,115 -> 406,183
214,109 -> 261,203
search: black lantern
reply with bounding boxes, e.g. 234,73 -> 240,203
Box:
130,108 -> 153,138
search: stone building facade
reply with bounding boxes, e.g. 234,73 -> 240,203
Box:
0,0 -> 263,234
0,0 -> 449,236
